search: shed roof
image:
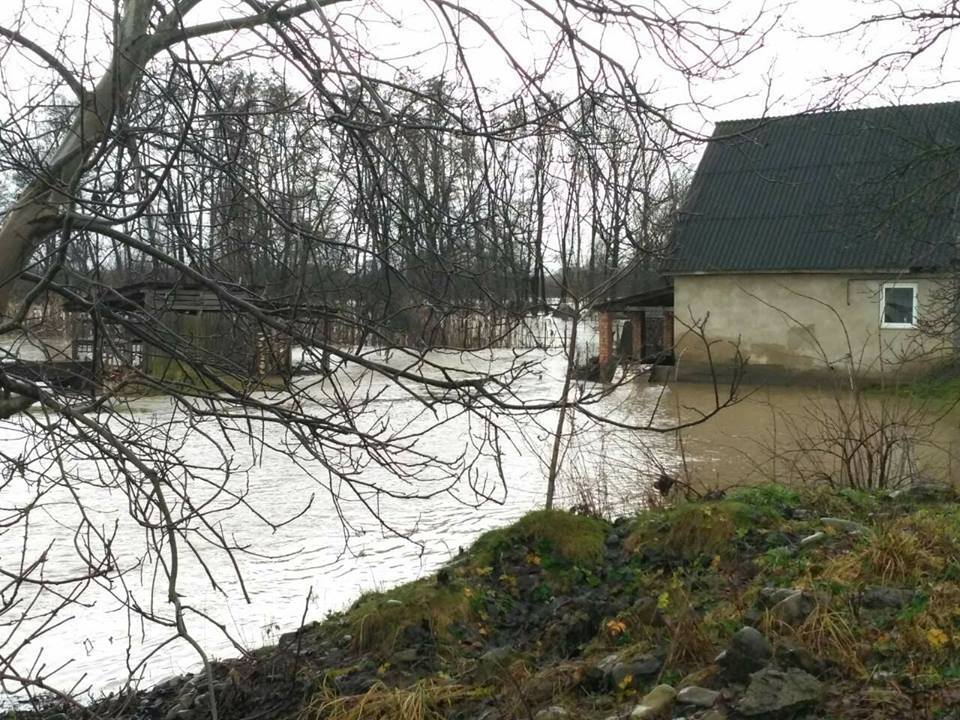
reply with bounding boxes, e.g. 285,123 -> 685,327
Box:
62,278 -> 337,317
664,101 -> 960,274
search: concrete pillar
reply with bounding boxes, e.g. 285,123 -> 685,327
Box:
598,311 -> 614,365
630,311 -> 646,359
663,309 -> 675,351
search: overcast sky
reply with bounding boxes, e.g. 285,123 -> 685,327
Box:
1,1 -> 959,136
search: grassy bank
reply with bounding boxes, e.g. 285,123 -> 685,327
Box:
28,483 -> 960,720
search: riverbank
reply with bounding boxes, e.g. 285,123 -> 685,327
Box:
16,482 -> 960,720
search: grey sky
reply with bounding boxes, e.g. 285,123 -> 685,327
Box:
1,1 -> 958,137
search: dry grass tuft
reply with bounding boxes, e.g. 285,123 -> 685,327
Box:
665,608 -> 714,668
499,662 -> 583,719
861,525 -> 933,584
300,679 -> 489,720
768,602 -> 864,674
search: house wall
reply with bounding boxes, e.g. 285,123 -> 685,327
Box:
673,273 -> 955,382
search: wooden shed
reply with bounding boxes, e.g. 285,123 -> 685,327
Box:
65,279 -> 334,382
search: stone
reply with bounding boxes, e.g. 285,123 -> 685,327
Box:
176,690 -> 197,710
534,707 -> 569,720
861,585 -> 914,610
758,586 -> 798,608
771,591 -> 818,626
718,627 -> 772,681
737,667 -> 823,716
541,608 -> 596,657
154,675 -> 186,693
392,647 -> 419,663
890,481 -> 955,502
587,649 -> 662,691
763,531 -> 791,549
799,532 -> 827,547
821,517 -> 870,534
630,684 -> 676,719
611,652 -> 662,690
605,532 -> 621,547
676,685 -> 720,707
479,645 -> 513,667
630,596 -> 663,626
698,711 -> 728,720
776,639 -> 827,677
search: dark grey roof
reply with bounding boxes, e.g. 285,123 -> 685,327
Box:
664,102 -> 960,274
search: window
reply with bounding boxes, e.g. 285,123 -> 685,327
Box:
881,283 -> 917,329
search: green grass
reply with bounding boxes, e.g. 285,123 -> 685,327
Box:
470,509 -> 609,568
345,582 -> 471,655
626,496 -> 782,560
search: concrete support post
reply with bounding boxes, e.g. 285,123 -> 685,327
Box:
630,311 -> 646,359
598,310 -> 613,365
663,309 -> 675,351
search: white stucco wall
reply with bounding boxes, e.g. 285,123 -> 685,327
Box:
673,273 -> 955,380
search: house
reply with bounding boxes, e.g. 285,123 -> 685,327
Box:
662,101 -> 960,382
64,278 -> 335,383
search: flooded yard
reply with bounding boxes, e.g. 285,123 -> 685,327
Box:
1,342 -> 958,699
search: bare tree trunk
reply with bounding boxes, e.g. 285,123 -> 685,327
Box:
546,312 -> 579,509
0,0 -> 155,317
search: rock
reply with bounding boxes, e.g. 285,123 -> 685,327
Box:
717,627 -> 772,681
697,708 -> 727,720
763,532 -> 791,548
776,641 -> 827,677
474,645 -> 514,681
771,591 -> 818,626
392,647 -> 419,664
534,707 -> 569,720
610,651 -> 662,690
757,586 -> 798,609
541,607 -> 596,657
799,532 -> 826,547
890,481 -> 955,502
698,711 -> 728,720
821,517 -> 869,534
163,706 -> 187,720
861,585 -> 914,610
630,596 -> 663,626
176,690 -> 196,710
154,675 -> 187,693
737,667 -> 823,716
586,649 -> 661,691
676,685 -> 720,707
630,684 -> 676,719
605,532 -> 621,547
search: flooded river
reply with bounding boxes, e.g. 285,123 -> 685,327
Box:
1,344 -> 959,700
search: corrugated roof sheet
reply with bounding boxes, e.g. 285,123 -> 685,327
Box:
664,102 -> 960,274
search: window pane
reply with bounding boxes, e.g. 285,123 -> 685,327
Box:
883,287 -> 914,325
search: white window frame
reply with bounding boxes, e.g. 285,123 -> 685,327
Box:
880,282 -> 918,329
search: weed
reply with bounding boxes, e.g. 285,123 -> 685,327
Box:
626,500 -> 779,560
300,679 -> 489,720
347,583 -> 470,654
727,484 -> 800,515
471,510 -> 608,568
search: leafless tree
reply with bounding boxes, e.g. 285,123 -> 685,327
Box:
0,0 -> 764,710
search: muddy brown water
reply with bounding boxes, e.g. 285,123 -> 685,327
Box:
0,344 -> 958,701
